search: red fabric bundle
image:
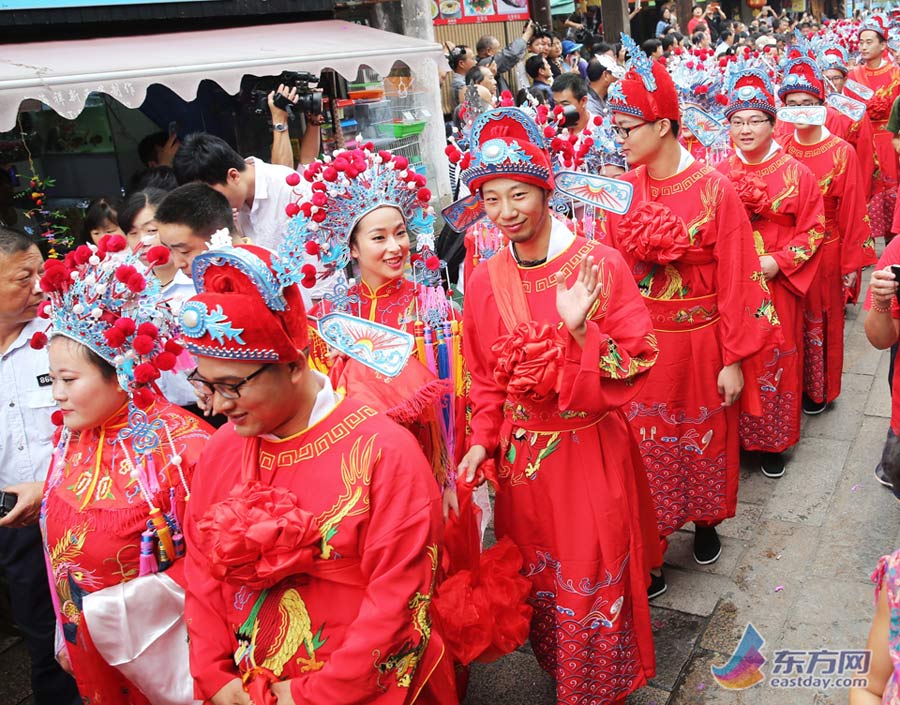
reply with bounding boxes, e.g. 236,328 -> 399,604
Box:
617,201 -> 691,264
432,470 -> 533,665
729,168 -> 770,215
196,481 -> 322,589
491,321 -> 565,402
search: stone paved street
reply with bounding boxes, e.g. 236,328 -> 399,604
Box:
464,268 -> 899,705
1,276 -> 895,705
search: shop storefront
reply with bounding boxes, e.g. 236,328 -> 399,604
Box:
0,18 -> 448,244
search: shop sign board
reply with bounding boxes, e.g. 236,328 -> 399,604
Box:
432,0 -> 529,25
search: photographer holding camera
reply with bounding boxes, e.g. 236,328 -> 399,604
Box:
173,132 -> 307,253
268,81 -> 325,169
475,21 -> 535,95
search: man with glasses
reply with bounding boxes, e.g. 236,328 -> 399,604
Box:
779,56 -> 874,419
715,69 -> 825,480
179,243 -> 455,705
603,49 -> 777,596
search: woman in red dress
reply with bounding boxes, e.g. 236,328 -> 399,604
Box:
35,235 -> 211,704
288,148 -> 462,516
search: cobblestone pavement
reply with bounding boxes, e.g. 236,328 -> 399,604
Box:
464,269 -> 897,705
1,277 -> 893,705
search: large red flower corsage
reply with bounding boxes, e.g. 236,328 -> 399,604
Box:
492,322 -> 565,402
869,95 -> 890,121
196,481 -> 322,589
729,168 -> 769,215
617,201 -> 690,264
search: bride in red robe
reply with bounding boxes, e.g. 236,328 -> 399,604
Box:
293,150 -> 461,515
36,235 -> 211,704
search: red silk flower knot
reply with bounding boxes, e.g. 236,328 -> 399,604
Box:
196,481 -> 322,589
729,169 -> 769,215
617,201 -> 690,264
492,322 -> 565,402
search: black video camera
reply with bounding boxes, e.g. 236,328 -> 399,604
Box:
559,104 -> 580,129
0,491 -> 17,519
250,70 -> 324,117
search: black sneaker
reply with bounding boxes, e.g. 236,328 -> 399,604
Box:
693,525 -> 722,565
876,463 -> 893,488
648,571 -> 667,600
760,452 -> 785,478
802,394 -> 827,416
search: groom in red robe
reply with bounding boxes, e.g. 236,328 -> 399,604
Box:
603,49 -> 778,591
179,243 -> 455,705
458,107 -> 662,705
779,57 -> 875,416
716,69 -> 825,477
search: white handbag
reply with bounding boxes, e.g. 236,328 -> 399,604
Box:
82,572 -> 201,705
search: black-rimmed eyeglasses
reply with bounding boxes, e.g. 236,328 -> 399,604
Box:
187,364 -> 272,401
611,122 -> 650,139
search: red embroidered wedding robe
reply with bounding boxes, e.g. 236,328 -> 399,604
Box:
716,148 -> 825,452
783,131 -> 876,405
184,391 -> 455,705
464,219 -> 660,705
601,157 -> 778,539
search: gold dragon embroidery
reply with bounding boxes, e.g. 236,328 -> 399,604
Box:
373,544 -> 438,690
316,435 -> 376,560
817,146 -> 849,195
769,163 -> 800,213
685,180 -> 721,245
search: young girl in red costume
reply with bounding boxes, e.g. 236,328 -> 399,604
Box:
35,234 -> 211,704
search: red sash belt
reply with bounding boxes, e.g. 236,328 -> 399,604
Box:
758,209 -> 795,228
501,399 -> 608,433
645,293 -> 719,333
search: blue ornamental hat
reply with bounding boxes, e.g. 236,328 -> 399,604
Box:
36,235 -> 181,400
725,59 -> 777,118
859,14 -> 889,41
183,242 -> 309,363
283,145 -> 435,288
816,39 -> 850,74
460,107 -> 555,193
778,56 -> 825,101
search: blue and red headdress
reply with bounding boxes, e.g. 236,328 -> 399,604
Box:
859,14 -> 889,41
182,242 -> 309,364
778,36 -> 825,103
33,235 -> 182,408
460,107 -> 554,193
608,33 -> 680,122
725,60 -> 777,118
815,38 -> 850,75
283,144 -> 435,287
